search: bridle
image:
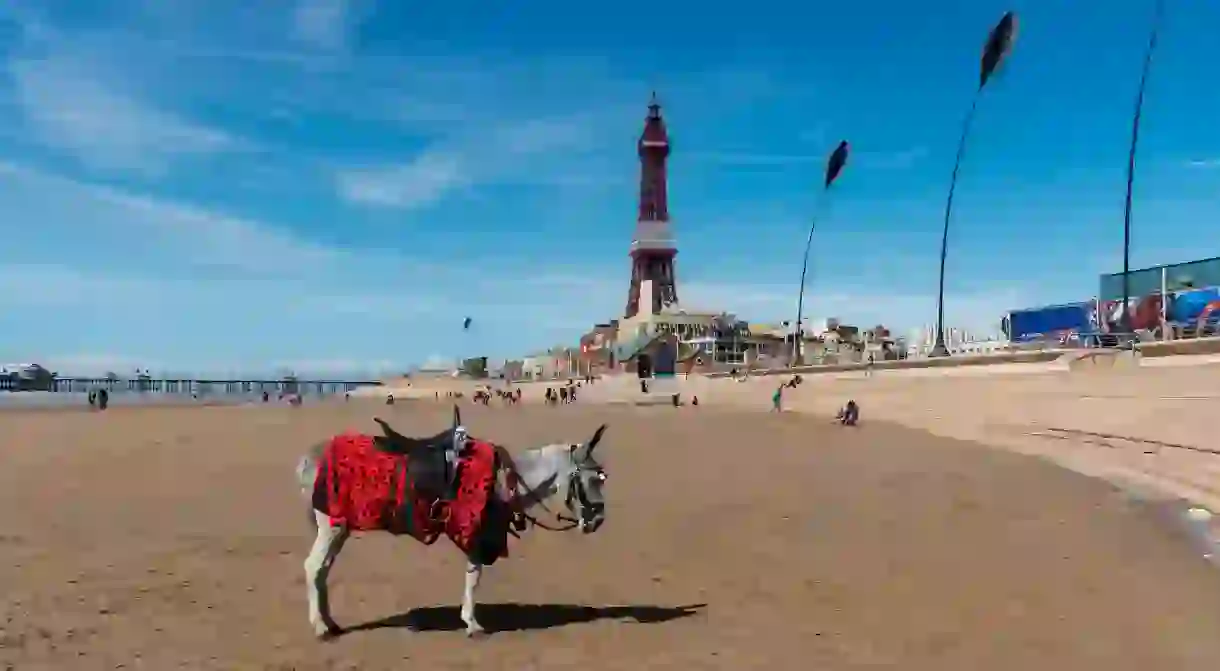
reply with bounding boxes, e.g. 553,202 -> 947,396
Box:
508,458 -> 606,534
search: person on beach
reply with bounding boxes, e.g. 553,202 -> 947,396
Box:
836,400 -> 860,426
771,384 -> 784,413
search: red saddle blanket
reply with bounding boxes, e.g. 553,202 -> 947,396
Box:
312,432 -> 502,556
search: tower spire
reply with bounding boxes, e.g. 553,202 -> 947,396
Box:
625,95 -> 678,319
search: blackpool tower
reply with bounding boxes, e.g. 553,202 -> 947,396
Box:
623,94 -> 679,319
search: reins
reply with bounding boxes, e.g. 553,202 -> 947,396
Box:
518,473 -> 586,532
518,508 -> 580,533
493,444 -> 584,534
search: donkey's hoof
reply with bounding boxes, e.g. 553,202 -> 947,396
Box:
465,626 -> 487,639
315,624 -> 343,641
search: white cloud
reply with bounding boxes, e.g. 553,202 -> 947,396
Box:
291,0 -> 352,50
337,151 -> 467,210
691,147 -> 926,171
8,54 -> 240,175
855,146 -> 928,170
335,115 -> 603,210
0,161 -> 339,276
0,164 -> 585,341
1186,158 -> 1220,169
0,263 -> 163,308
685,151 -> 825,167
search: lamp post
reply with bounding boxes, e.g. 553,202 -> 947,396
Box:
792,140 -> 850,365
930,12 -> 1018,357
1119,0 -> 1167,335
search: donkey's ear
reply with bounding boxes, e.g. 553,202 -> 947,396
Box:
374,417 -> 403,440
452,404 -> 462,429
588,424 -> 608,452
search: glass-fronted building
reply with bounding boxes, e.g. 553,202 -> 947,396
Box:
1099,256 -> 1220,301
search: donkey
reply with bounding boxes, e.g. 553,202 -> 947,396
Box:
294,406 -> 609,639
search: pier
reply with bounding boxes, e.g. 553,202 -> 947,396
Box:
0,376 -> 380,395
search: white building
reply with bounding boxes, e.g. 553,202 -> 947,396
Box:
906,325 -> 1007,357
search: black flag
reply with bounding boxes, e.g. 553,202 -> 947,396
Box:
825,140 -> 849,188
980,12 -> 1017,90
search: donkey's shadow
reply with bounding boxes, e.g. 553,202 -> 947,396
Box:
346,602 -> 706,635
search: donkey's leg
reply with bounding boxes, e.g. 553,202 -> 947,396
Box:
461,560 -> 486,637
305,510 -> 350,639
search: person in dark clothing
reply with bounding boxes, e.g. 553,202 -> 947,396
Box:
836,400 -> 860,426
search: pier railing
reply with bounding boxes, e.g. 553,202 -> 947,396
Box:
0,376 -> 381,395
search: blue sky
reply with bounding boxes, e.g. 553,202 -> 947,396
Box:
2,0 -> 1220,377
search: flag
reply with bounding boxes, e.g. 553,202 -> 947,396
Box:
825,141 -> 849,188
980,12 -> 1017,90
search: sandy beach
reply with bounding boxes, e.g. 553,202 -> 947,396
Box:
4,392 -> 1220,670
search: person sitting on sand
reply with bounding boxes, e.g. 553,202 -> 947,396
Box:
835,400 -> 860,426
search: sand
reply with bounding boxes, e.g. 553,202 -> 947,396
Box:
3,399 -> 1220,670
569,355 -> 1220,512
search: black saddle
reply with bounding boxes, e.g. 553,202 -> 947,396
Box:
372,415 -> 460,501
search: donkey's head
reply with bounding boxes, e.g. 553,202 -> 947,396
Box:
561,424 -> 609,533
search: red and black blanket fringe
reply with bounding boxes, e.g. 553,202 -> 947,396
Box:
311,432 -> 510,564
